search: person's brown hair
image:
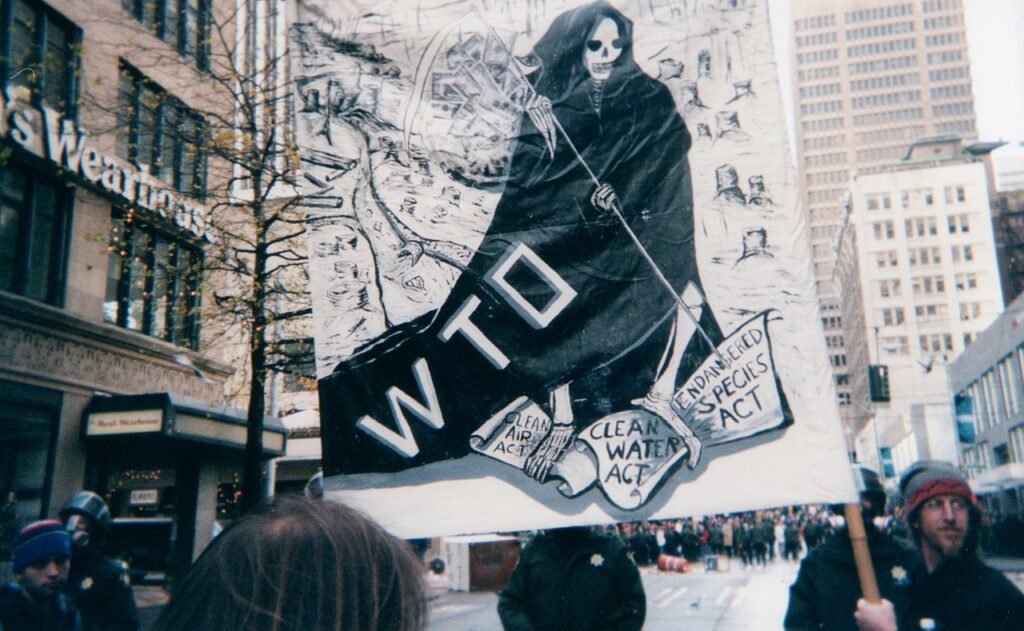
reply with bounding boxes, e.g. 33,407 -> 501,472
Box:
153,495 -> 426,631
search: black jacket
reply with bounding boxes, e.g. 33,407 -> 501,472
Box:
784,525 -> 920,631
67,553 -> 139,631
908,554 -> 1024,630
0,582 -> 81,631
498,530 -> 645,631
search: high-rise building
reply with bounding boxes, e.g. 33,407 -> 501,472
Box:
948,291 -> 1024,517
965,142 -> 1024,304
792,0 -> 978,436
848,136 -> 1003,473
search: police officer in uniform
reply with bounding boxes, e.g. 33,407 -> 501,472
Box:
784,465 -> 920,631
59,491 -> 139,631
498,526 -> 646,631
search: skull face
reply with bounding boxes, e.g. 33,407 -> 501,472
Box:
584,17 -> 623,81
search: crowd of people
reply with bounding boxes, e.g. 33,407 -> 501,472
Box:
3,459 -> 1024,630
598,507 -> 836,570
499,460 -> 1024,631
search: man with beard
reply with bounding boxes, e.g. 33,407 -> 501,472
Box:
0,520 -> 80,630
855,460 -> 1024,630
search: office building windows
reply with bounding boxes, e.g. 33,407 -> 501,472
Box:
122,0 -> 210,69
0,162 -> 71,305
104,209 -> 202,349
1,0 -> 80,115
117,64 -> 208,198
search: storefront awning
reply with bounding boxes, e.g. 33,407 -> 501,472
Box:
969,463 -> 1024,495
84,392 -> 286,456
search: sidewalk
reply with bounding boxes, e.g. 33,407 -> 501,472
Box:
985,556 -> 1024,572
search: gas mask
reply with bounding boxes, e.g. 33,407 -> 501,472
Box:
65,514 -> 92,550
583,17 -> 623,82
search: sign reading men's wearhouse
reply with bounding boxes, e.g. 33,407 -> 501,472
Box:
295,0 -> 857,538
0,87 -> 211,241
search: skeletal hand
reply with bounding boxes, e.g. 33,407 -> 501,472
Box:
590,183 -> 619,212
526,94 -> 557,158
524,425 -> 574,483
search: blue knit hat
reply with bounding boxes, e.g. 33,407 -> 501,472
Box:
12,520 -> 71,573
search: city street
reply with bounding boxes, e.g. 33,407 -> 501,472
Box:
427,557 -> 797,631
132,554 -> 1024,629
427,556 -> 1024,630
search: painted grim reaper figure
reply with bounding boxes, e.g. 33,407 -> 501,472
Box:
321,1 -> 724,483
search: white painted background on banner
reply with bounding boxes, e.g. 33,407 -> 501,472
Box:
294,0 -> 857,537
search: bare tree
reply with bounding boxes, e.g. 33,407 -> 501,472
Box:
78,0 -> 314,512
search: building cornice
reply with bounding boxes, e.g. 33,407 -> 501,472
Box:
0,290 -> 233,397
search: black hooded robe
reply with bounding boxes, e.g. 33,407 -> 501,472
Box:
320,1 -> 722,474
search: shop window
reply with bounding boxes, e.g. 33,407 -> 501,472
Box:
104,209 -> 202,349
121,0 -> 209,70
273,338 -> 316,393
117,64 -> 208,199
106,469 -> 176,517
0,163 -> 71,305
0,0 -> 80,115
0,389 -> 58,527
217,481 -> 242,520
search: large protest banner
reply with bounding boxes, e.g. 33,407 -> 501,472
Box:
293,0 -> 857,538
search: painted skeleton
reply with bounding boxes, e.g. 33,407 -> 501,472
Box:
521,15 -> 708,482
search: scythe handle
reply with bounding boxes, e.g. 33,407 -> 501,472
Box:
474,19 -> 726,366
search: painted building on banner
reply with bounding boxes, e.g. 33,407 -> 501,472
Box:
0,0 -> 296,581
847,136 -> 1004,478
949,292 -> 1024,520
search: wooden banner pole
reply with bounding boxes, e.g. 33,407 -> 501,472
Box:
843,502 -> 881,603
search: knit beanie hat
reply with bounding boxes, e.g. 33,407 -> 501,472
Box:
12,519 -> 71,573
899,460 -> 975,519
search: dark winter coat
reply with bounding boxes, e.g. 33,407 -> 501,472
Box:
802,521 -> 824,549
663,529 -> 682,556
0,582 -> 81,631
733,524 -> 745,546
67,553 -> 139,631
709,526 -> 723,548
629,532 -> 652,566
749,523 -> 768,546
908,554 -> 1024,630
784,525 -> 920,631
783,524 -> 801,546
498,530 -> 646,631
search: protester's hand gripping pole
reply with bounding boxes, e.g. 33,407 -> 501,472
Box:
844,502 -> 882,603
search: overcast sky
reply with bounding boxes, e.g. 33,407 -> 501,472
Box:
766,0 -> 1024,150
